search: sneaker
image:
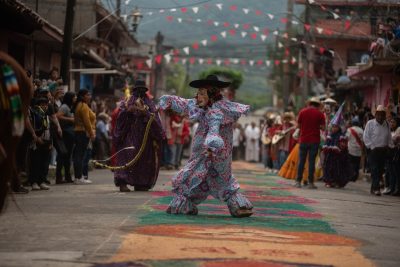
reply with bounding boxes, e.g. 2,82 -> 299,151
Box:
307,183 -> 317,189
31,183 -> 40,190
13,186 -> 29,194
382,187 -> 391,194
39,183 -> 50,190
294,181 -> 301,188
74,178 -> 86,185
83,179 -> 92,184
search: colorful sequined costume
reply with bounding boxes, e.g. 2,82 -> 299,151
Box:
159,95 -> 253,216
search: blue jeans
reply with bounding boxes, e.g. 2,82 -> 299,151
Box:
278,150 -> 289,169
296,143 -> 319,183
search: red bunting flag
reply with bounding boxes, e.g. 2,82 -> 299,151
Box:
263,28 -> 270,36
207,58 -> 213,65
181,7 -> 187,13
250,33 -> 257,39
207,19 -> 214,25
155,55 -> 162,64
211,35 -> 218,42
189,57 -> 196,64
230,5 -> 237,11
173,49 -> 180,56
275,60 -> 280,66
192,42 -> 199,50
223,22 -> 230,28
229,29 -> 236,36
240,59 -> 247,65
319,47 -> 325,54
255,10 -> 262,16
224,59 -> 230,65
166,16 -> 174,22
285,48 -> 290,56
243,23 -> 250,30
173,57 -> 180,64
345,20 -> 351,30
304,24 -> 311,31
257,59 -> 263,66
280,17 -> 288,24
137,62 -> 143,69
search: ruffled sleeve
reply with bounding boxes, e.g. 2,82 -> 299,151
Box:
204,110 -> 224,152
159,95 -> 190,116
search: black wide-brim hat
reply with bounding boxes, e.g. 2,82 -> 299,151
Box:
133,80 -> 148,91
189,74 -> 231,88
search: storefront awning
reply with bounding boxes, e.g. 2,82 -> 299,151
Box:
70,68 -> 123,75
86,49 -> 112,69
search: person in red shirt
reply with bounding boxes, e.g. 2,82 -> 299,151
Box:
295,97 -> 325,189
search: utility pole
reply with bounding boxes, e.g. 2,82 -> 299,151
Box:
116,0 -> 121,17
282,0 -> 294,107
153,31 -> 164,98
60,0 -> 77,87
301,1 -> 312,106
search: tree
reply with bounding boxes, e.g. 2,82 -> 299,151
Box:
198,67 -> 243,100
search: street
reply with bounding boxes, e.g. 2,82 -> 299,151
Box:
0,162 -> 399,267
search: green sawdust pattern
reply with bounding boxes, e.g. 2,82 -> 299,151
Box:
138,173 -> 335,234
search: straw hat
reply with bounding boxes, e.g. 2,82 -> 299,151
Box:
375,105 -> 386,113
308,96 -> 321,104
323,98 -> 337,104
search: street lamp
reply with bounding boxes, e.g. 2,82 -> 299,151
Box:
130,6 -> 143,33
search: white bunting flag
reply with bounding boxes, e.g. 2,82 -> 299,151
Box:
182,58 -> 187,65
213,21 -> 220,27
241,31 -> 247,38
316,27 -> 323,34
232,58 -> 239,64
145,59 -> 152,68
183,47 -> 190,55
201,39 -> 208,46
283,33 -> 288,39
148,12 -> 153,16
220,31 -> 227,38
196,19 -> 202,22
291,56 -> 297,63
159,9 -> 165,13
198,58 -> 204,64
332,12 -> 340,19
311,44 -> 316,48
282,59 -> 288,64
177,18 -> 182,23
273,30 -> 279,35
266,60 -> 271,67
234,23 -> 240,29
125,0 -> 130,5
216,3 -> 223,10
292,20 -> 299,25
291,37 -> 298,42
164,54 -> 171,64
170,8 -> 176,12
249,60 -> 255,66
192,7 -> 199,14
267,13 -> 274,20
308,0 -> 315,3
278,42 -> 284,48
242,8 -> 249,14
261,34 -> 267,41
253,26 -> 260,32
216,59 -> 222,66
329,50 -> 335,57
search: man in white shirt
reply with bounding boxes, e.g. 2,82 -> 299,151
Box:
363,105 -> 394,196
232,123 -> 242,161
245,122 -> 260,162
346,118 -> 364,182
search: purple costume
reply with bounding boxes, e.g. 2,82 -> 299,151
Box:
113,95 -> 164,189
159,95 -> 253,215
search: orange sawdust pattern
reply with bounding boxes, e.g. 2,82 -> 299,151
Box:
134,225 -> 359,246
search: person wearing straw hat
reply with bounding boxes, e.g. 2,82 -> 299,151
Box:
113,80 -> 164,192
159,75 -> 253,217
294,97 -> 326,189
363,105 -> 394,196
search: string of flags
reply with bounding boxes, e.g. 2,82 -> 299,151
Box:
140,1 -> 343,22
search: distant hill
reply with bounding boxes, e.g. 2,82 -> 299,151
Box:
103,0 -> 304,108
